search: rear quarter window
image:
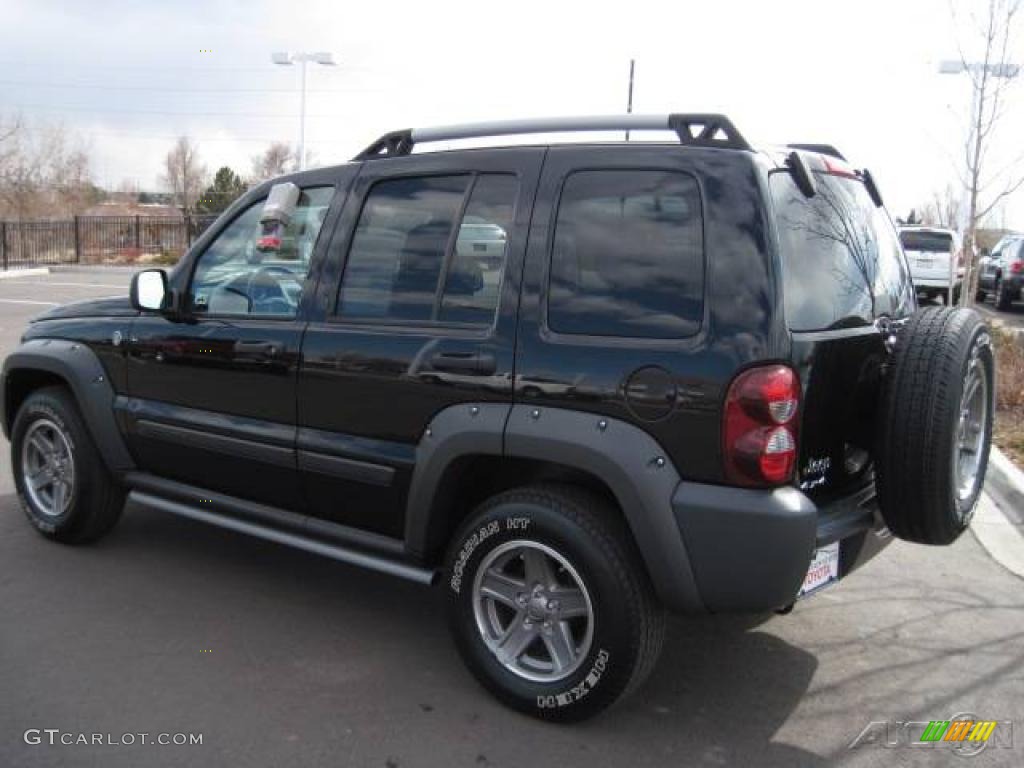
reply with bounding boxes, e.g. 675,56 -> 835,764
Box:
547,169 -> 704,339
899,230 -> 953,253
770,171 -> 914,332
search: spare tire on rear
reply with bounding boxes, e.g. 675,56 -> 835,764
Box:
875,306 -> 994,545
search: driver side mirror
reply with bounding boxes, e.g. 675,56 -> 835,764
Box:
130,269 -> 169,311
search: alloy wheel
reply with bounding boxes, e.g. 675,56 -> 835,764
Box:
20,418 -> 76,517
472,540 -> 594,683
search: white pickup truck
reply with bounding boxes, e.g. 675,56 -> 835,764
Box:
898,226 -> 964,305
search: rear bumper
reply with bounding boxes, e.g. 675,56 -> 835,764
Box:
913,277 -> 961,290
671,479 -> 891,613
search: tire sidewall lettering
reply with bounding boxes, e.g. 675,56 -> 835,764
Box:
535,648 -> 610,709
450,516 -> 533,594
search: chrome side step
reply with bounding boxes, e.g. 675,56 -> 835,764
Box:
128,491 -> 437,585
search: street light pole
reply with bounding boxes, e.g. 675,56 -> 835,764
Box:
271,51 -> 337,171
938,60 -> 1018,230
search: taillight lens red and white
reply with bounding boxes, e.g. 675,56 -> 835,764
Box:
722,365 -> 801,487
1011,259 -> 1023,274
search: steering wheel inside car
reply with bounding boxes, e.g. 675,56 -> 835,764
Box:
245,265 -> 298,315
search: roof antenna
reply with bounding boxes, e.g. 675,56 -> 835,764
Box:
625,59 -> 635,141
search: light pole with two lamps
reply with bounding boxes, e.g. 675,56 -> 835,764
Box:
271,51 -> 336,171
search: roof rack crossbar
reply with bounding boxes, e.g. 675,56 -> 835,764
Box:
354,113 -> 752,160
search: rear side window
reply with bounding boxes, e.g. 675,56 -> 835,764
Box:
899,230 -> 953,253
337,174 -> 517,325
770,172 -> 914,332
547,170 -> 704,339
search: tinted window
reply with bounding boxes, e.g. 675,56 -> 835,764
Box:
337,174 -> 517,325
190,186 -> 333,317
771,172 -> 914,332
440,176 -> 517,324
899,231 -> 953,253
547,170 -> 704,338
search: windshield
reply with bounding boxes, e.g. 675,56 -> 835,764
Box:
899,231 -> 953,253
770,171 -> 915,332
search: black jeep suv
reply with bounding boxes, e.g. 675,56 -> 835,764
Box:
2,115 -> 995,721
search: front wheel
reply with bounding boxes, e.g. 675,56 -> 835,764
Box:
11,387 -> 125,543
444,485 -> 664,722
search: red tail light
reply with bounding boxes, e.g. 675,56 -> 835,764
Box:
1012,260 -> 1023,274
723,365 -> 800,487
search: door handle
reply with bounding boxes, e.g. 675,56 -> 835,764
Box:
430,351 -> 497,376
233,340 -> 285,360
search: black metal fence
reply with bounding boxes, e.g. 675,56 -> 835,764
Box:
0,215 -> 219,269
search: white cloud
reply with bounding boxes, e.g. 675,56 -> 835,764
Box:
2,0 -> 1022,226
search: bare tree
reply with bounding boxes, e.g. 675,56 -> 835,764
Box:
250,142 -> 295,182
922,184 -> 962,229
250,142 -> 318,183
162,136 -> 207,213
0,115 -> 97,218
950,0 -> 1024,305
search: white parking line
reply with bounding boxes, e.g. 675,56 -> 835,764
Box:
0,299 -> 59,306
0,281 -> 125,289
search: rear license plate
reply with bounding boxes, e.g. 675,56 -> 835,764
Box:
916,258 -> 933,268
798,541 -> 840,598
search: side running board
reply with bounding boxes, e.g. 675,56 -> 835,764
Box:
128,491 -> 437,585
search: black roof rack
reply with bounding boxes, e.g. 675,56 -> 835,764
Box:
787,143 -> 847,161
354,113 -> 752,160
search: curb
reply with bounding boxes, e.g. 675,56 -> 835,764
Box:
973,447 -> 1024,580
0,267 -> 50,279
50,265 -> 143,275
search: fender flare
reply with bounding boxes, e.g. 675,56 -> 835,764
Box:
2,339 -> 135,472
405,402 -> 704,613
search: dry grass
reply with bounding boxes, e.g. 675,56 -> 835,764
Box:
993,329 -> 1024,467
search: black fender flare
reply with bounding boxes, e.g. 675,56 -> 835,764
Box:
405,402 -> 704,613
2,339 -> 135,472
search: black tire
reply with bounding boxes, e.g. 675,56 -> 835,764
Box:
875,307 -> 994,544
975,289 -> 987,302
444,484 -> 665,722
995,278 -> 1013,310
11,386 -> 125,544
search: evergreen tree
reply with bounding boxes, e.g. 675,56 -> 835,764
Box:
196,166 -> 247,213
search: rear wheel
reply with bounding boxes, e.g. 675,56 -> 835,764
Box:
995,277 -> 1015,310
875,307 -> 994,544
444,484 -> 664,722
11,387 -> 125,543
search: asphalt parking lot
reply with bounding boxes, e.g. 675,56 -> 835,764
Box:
0,269 -> 1022,768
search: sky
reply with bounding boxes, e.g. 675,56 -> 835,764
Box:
2,0 -> 1023,227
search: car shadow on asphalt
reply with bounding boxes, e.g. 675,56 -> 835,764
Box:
3,499 -> 827,767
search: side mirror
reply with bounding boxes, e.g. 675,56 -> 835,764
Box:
130,269 -> 169,311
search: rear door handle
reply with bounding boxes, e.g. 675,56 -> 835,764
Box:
233,340 -> 284,360
430,351 -> 497,376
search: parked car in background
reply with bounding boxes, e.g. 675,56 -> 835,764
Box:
978,234 -> 1023,310
898,226 -> 964,305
